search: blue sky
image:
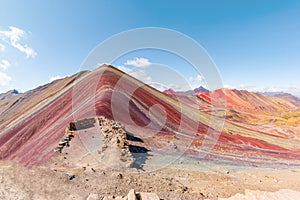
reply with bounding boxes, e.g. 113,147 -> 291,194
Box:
0,0 -> 300,95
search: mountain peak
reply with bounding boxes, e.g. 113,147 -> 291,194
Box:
0,89 -> 19,95
194,86 -> 209,94
163,88 -> 176,95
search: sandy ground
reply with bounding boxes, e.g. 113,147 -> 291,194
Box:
1,153 -> 300,200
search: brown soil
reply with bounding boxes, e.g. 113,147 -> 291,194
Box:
1,156 -> 300,200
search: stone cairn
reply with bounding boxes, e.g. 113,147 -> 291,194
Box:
54,116 -> 134,168
54,118 -> 96,153
98,116 -> 134,168
54,126 -> 75,153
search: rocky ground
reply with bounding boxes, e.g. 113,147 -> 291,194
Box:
1,155 -> 300,200
1,116 -> 300,200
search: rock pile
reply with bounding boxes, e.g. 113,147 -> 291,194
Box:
54,116 -> 134,168
54,118 -> 97,153
98,116 -> 134,168
54,127 -> 75,153
86,189 -> 160,200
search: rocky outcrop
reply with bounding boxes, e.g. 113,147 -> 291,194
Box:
98,116 -> 134,168
54,116 -> 134,168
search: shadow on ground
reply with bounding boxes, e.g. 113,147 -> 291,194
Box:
126,132 -> 150,170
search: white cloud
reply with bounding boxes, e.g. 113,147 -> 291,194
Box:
262,86 -> 300,96
117,65 -> 152,83
50,75 -> 63,82
0,43 -> 5,52
147,82 -> 168,91
0,59 -> 10,70
118,65 -> 132,74
0,71 -> 12,86
189,75 -> 204,82
125,57 -> 151,67
139,82 -> 181,92
224,84 -> 300,97
167,83 -> 181,90
223,84 -> 232,89
0,26 -> 37,58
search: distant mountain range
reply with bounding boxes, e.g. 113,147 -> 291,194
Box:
163,86 -> 209,96
261,91 -> 289,96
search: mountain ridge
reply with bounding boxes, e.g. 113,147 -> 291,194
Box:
0,65 -> 299,168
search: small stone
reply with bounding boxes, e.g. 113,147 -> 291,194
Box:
181,186 -> 188,192
127,189 -> 137,200
114,196 -> 126,200
68,174 -> 75,180
86,194 -> 102,200
138,192 -> 160,200
117,173 -> 123,179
